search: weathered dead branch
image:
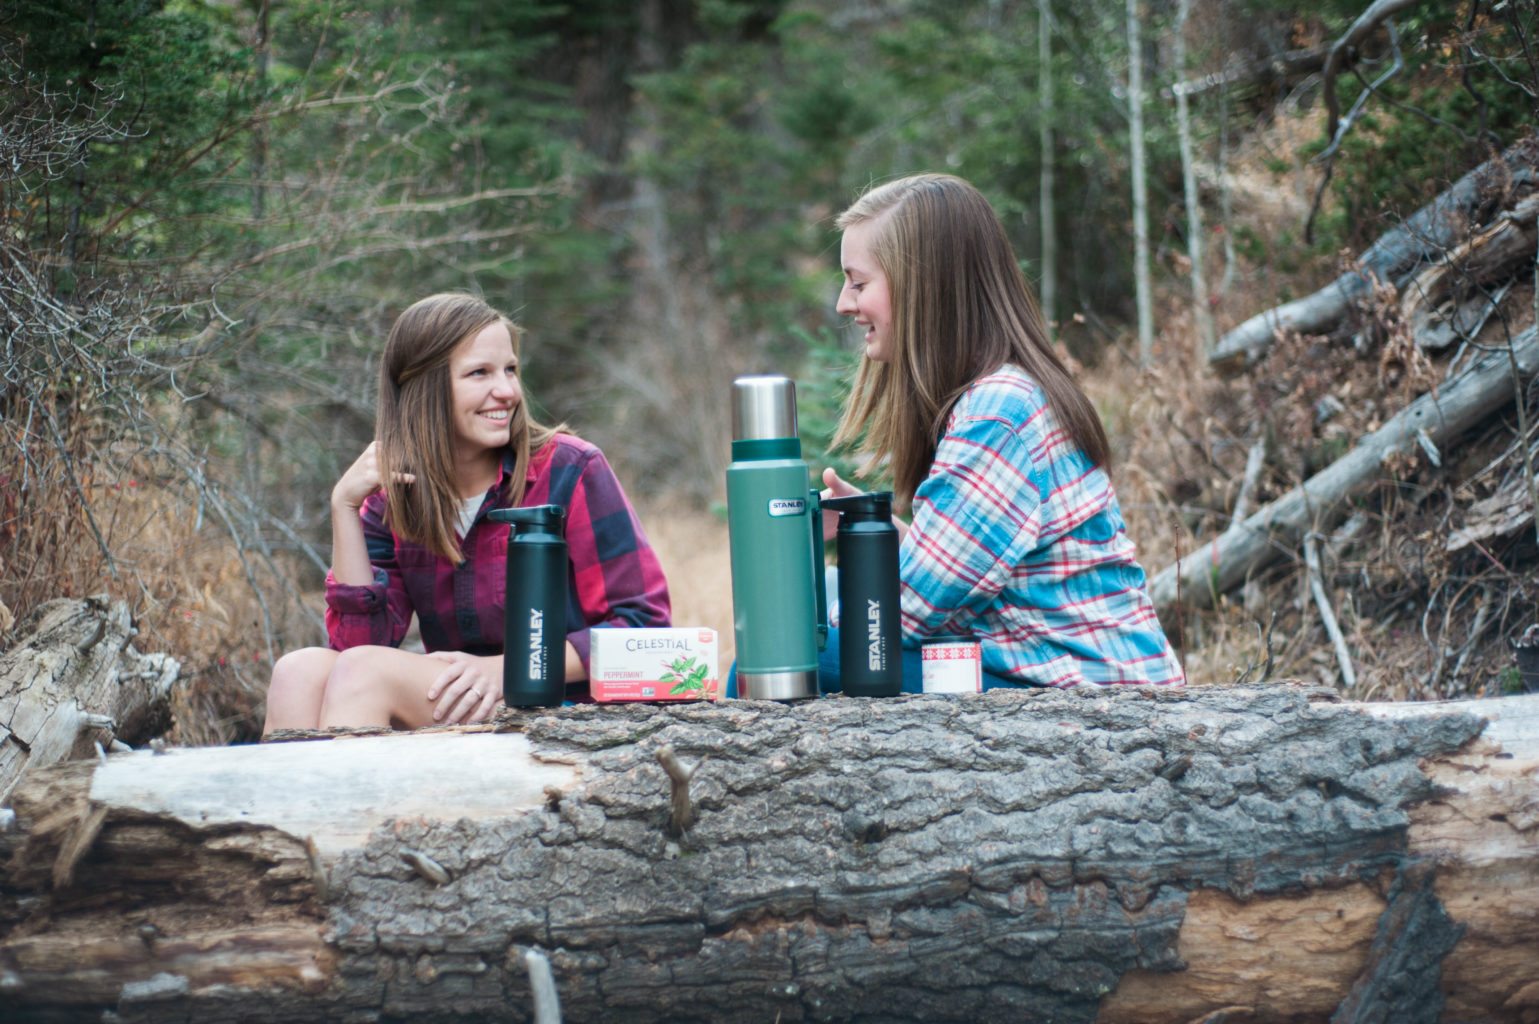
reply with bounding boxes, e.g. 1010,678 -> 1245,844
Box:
1210,140 -> 1539,370
1321,0 -> 1421,149
0,597 -> 180,803
1154,325 -> 1539,609
1403,193 -> 1539,350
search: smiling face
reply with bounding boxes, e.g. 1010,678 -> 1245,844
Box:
837,216 -> 895,363
448,320 -> 522,463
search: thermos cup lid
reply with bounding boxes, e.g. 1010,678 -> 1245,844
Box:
731,375 -> 799,441
821,490 -> 893,522
488,504 -> 566,535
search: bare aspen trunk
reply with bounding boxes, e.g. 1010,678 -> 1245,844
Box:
1039,0 -> 1057,334
1127,0 -> 1154,366
2,688 -> 1535,1023
1174,0 -> 1216,355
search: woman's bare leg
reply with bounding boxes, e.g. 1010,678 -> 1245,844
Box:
263,648 -> 339,735
317,646 -> 480,730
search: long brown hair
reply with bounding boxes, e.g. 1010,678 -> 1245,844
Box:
376,293 -> 563,562
831,173 -> 1110,511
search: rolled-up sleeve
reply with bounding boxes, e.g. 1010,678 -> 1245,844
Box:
323,495 -> 415,650
900,413 -> 1043,641
560,448 -> 672,668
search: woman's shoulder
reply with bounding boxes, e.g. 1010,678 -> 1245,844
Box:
953,363 -> 1048,421
526,432 -> 613,484
545,431 -> 597,456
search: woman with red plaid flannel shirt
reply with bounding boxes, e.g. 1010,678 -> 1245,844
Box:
263,294 -> 670,733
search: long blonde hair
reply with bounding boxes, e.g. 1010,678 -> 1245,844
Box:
832,173 -> 1110,510
376,293 -> 563,562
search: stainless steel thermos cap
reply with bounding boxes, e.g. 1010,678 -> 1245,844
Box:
731,375 -> 799,442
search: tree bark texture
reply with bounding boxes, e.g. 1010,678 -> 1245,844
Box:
1150,323 -> 1539,609
1209,139 -> 1539,370
0,597 -> 180,802
2,687 -> 1535,1023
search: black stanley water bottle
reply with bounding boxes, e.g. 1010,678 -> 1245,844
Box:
822,491 -> 902,697
488,504 -> 567,707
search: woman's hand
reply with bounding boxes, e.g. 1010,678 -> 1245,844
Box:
820,466 -> 911,545
425,652 -> 503,724
820,467 -> 862,542
332,441 -> 415,514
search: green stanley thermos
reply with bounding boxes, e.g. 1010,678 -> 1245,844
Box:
726,375 -> 826,700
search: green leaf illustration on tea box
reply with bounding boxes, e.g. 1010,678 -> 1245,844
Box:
661,655 -> 710,695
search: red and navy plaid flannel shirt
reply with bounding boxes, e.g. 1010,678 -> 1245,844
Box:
324,434 -> 671,672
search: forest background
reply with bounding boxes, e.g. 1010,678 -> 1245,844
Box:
3,0 -> 1537,744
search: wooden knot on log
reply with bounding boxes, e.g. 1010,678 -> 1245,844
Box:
844,811 -> 889,845
655,745 -> 700,838
77,711 -> 115,733
74,617 -> 107,654
400,848 -> 451,886
1159,753 -> 1194,782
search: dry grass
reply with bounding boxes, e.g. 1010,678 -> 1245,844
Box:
0,444 -> 309,747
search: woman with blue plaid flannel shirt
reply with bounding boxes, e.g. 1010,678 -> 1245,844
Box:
820,174 -> 1182,691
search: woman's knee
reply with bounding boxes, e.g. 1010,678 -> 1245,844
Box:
323,646 -> 393,702
271,648 -> 335,691
264,647 -> 337,731
321,646 -> 423,721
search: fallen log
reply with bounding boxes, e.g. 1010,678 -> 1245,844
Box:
1209,140 -> 1538,370
0,596 -> 181,802
1402,194 -> 1539,351
1,686 -> 1535,1023
1150,323 -> 1539,610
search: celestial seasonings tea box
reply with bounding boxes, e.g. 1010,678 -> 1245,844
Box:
589,628 -> 720,702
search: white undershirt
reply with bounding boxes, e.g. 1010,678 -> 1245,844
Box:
456,495 -> 481,538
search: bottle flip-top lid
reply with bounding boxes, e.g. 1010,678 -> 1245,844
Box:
488,504 -> 566,536
731,375 -> 799,441
822,491 -> 894,522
